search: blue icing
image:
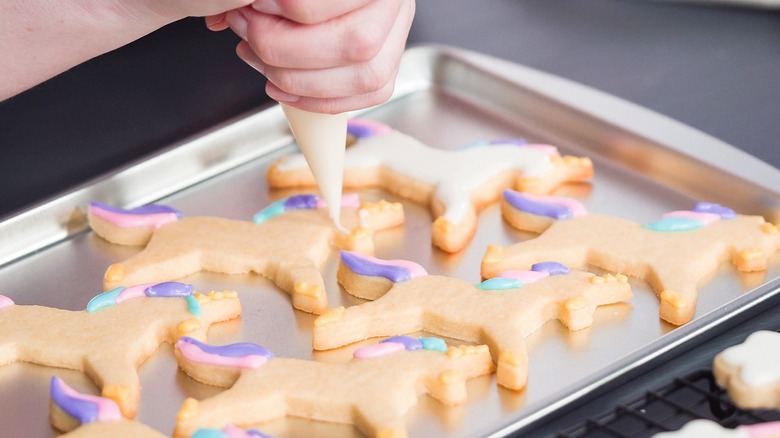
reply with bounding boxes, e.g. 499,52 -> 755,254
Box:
458,138 -> 527,150
693,202 -> 736,219
478,277 -> 523,291
191,429 -> 225,438
420,337 -> 448,352
86,287 -> 125,313
531,261 -> 570,275
253,200 -> 286,224
502,189 -> 572,220
185,295 -> 202,316
381,336 -> 423,351
644,217 -> 703,232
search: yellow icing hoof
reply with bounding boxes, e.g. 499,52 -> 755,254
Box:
177,318 -> 202,335
483,245 -> 504,264
104,264 -> 125,283
314,306 -> 345,327
660,290 -> 687,310
177,397 -> 199,422
294,282 -> 322,298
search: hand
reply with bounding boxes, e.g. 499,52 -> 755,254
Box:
209,0 -> 416,114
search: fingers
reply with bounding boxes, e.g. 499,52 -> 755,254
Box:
251,0 -> 376,24
205,14 -> 230,31
234,0 -> 414,113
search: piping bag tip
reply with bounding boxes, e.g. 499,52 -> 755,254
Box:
280,104 -> 348,230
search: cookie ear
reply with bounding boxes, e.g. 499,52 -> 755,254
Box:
88,202 -> 182,246
174,337 -> 273,388
337,250 -> 427,300
50,376 -> 122,433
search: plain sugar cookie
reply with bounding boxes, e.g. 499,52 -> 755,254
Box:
0,282 -> 241,418
267,118 -> 593,253
482,190 -> 780,325
313,251 -> 632,390
172,336 -> 493,438
89,194 -> 404,315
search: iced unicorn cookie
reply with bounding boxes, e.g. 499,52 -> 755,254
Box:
172,336 -> 493,438
312,251 -> 632,390
713,330 -> 780,410
50,376 -> 167,437
0,282 -> 241,417
653,419 -> 780,438
89,194 -> 404,315
267,118 -> 593,252
482,190 -> 780,325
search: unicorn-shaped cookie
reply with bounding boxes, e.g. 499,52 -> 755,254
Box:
482,190 -> 780,325
268,118 -> 593,252
89,193 -> 404,315
312,251 -> 632,390
0,282 -> 241,417
172,336 -> 493,438
714,330 -> 780,410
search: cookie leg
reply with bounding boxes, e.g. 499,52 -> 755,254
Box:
84,356 -> 141,418
174,391 -> 286,438
480,325 -> 529,391
354,402 -> 409,438
104,251 -> 201,290
273,256 -> 329,315
649,268 -> 698,326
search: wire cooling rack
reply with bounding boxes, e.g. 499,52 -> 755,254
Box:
557,368 -> 780,437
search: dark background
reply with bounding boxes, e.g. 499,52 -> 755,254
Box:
1,0 -> 778,218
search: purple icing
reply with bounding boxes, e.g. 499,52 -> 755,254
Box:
692,202 -> 736,220
283,194 -> 319,210
145,282 -> 194,298
347,124 -> 375,139
503,190 -> 573,220
50,376 -> 99,424
179,337 -> 274,359
531,261 -> 570,275
381,336 -> 423,351
247,431 -> 275,438
340,250 -> 412,283
90,202 -> 183,217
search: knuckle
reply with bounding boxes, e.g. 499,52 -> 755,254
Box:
356,61 -> 393,94
344,27 -> 382,63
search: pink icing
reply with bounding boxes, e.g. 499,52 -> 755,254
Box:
498,270 -> 549,284
315,193 -> 361,210
354,342 -> 405,359
223,424 -> 252,438
0,295 -> 14,309
663,210 -> 721,225
524,144 -> 559,156
90,207 -> 179,229
349,118 -> 393,135
115,283 -> 156,303
361,253 -> 428,279
176,340 -> 269,369
59,379 -> 122,422
740,421 -> 780,438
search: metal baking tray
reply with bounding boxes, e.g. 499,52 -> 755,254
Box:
1,45 -> 778,438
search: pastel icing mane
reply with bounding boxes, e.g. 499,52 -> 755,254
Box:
347,118 -> 393,139
354,336 -> 448,359
89,202 -> 182,229
192,425 -> 274,438
0,295 -> 14,309
253,193 -> 360,224
645,202 -> 737,232
50,376 -> 122,424
503,189 -> 587,220
176,337 -> 274,369
87,281 -> 200,315
340,250 -> 427,283
478,261 -> 571,290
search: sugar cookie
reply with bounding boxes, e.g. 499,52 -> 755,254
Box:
89,194 -> 404,315
313,251 -> 632,390
172,336 -> 493,438
483,190 -> 780,325
0,282 -> 241,417
714,330 -> 780,410
652,418 -> 780,438
267,118 -> 593,252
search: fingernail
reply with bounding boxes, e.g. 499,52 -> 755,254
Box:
236,43 -> 266,75
266,84 -> 301,103
225,11 -> 248,40
251,0 -> 282,14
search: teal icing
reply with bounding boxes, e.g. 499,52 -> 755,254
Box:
185,294 -> 203,316
420,337 -> 448,352
86,287 -> 125,313
252,200 -> 285,224
477,277 -> 523,291
644,217 -> 703,232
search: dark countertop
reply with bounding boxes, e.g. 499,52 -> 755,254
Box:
1,0 -> 778,218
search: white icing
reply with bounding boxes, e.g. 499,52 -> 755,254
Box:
281,104 -> 348,230
277,130 -> 553,223
653,420 -> 749,438
720,330 -> 780,386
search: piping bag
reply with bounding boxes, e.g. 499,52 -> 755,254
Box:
280,103 -> 348,231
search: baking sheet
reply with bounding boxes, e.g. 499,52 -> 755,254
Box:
1,45 -> 778,437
